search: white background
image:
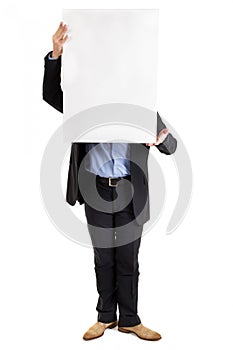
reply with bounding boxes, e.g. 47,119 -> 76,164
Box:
1,0 -> 233,349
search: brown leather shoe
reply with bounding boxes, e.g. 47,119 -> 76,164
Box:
83,321 -> 118,340
118,323 -> 162,341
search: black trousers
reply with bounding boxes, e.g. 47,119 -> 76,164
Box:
84,175 -> 144,327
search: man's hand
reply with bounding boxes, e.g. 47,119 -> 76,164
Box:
52,21 -> 68,59
146,128 -> 169,146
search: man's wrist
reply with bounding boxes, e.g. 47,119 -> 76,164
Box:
48,52 -> 60,60
51,50 -> 61,59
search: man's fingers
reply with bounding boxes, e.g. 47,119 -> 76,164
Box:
61,34 -> 69,43
59,25 -> 68,38
57,21 -> 66,34
54,22 -> 64,37
54,22 -> 68,40
146,128 -> 170,147
159,128 -> 169,137
155,130 -> 169,145
55,28 -> 68,41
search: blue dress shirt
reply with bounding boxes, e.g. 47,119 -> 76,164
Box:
85,143 -> 131,177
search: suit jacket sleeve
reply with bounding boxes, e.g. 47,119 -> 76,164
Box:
43,51 -> 63,113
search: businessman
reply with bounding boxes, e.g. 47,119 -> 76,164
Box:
43,22 -> 177,341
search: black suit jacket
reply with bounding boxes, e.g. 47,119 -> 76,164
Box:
43,51 -> 177,225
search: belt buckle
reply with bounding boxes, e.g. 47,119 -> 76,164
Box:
108,177 -> 118,187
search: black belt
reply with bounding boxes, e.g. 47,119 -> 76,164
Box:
96,175 -> 131,187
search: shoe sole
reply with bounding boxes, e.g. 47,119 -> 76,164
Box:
118,327 -> 162,341
83,321 -> 118,341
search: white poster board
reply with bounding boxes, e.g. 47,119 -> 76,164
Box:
63,9 -> 159,142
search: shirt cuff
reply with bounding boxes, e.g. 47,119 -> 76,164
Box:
48,53 -> 59,60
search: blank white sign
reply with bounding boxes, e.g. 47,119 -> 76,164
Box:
63,9 -> 159,142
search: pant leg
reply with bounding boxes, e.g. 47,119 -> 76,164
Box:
84,180 -> 117,323
115,234 -> 143,327
93,247 -> 117,323
113,187 -> 144,327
